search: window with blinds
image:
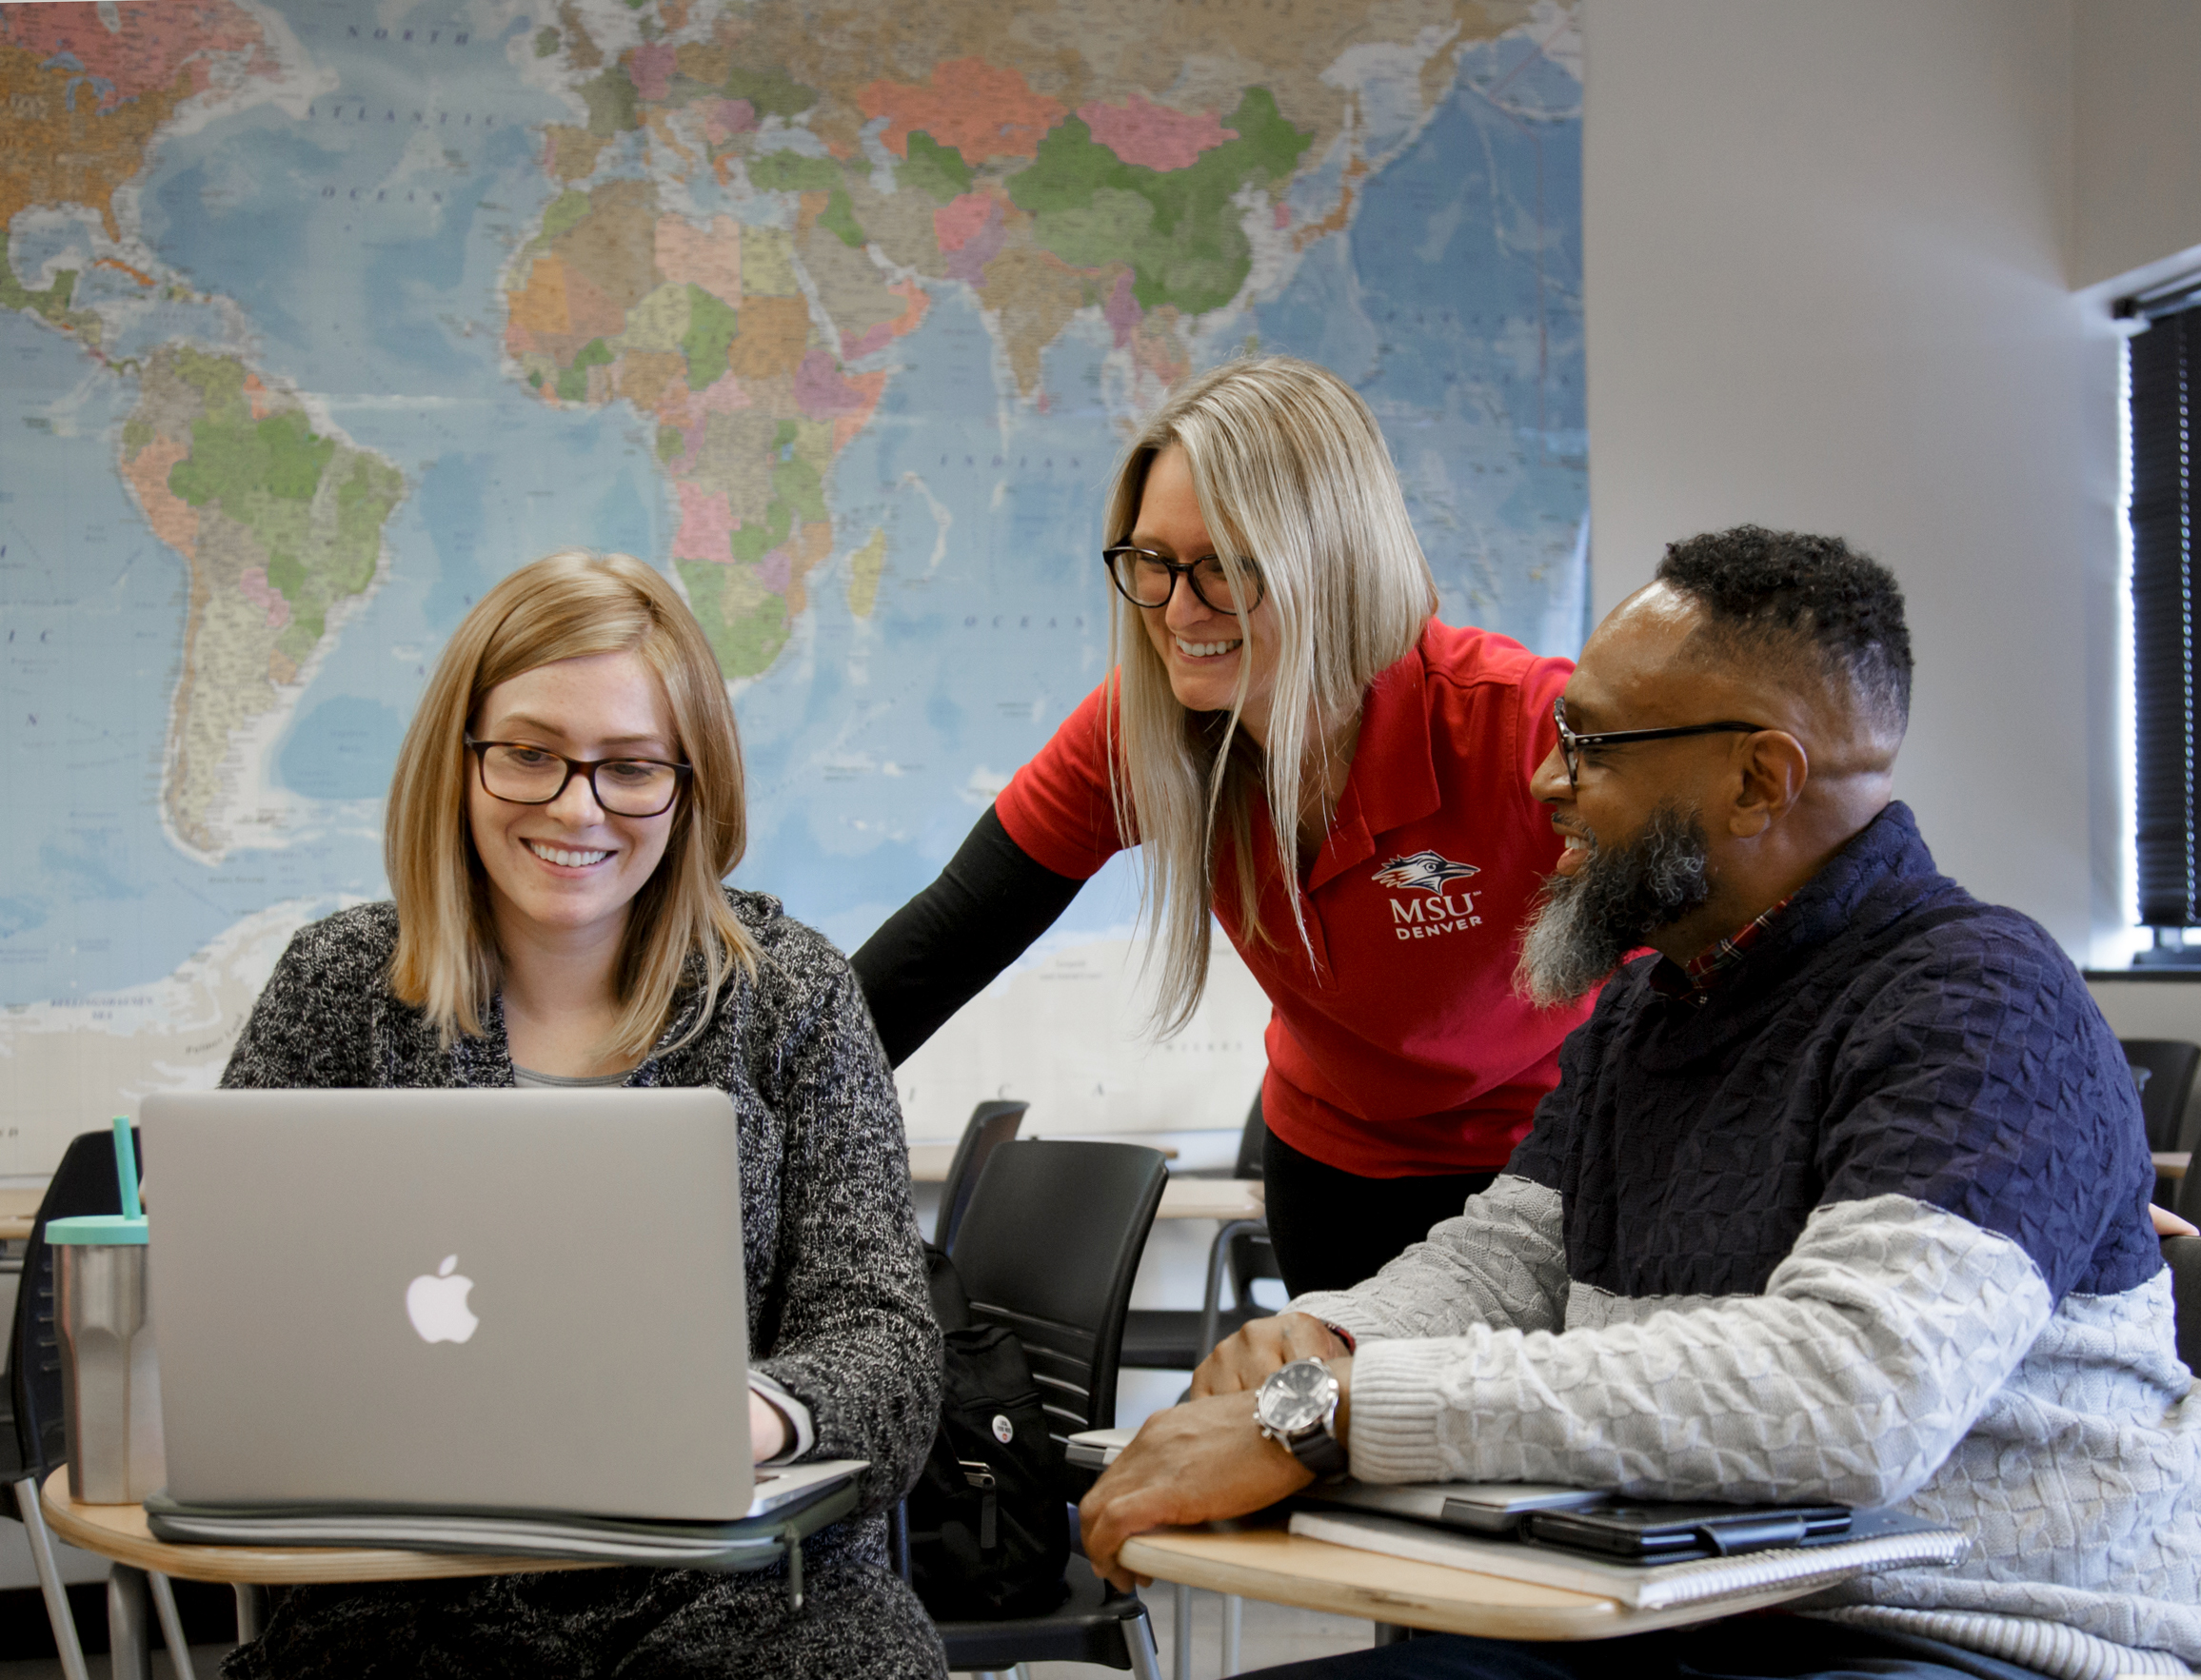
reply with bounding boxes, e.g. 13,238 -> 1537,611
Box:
2131,296 -> 2201,960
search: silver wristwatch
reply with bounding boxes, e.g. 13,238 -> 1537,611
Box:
1255,1357 -> 1348,1478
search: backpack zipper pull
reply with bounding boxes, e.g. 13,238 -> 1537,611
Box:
960,1459 -> 999,1551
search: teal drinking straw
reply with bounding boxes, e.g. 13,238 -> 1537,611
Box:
112,1115 -> 141,1220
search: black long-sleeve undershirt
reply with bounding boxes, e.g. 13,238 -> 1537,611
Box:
850,806 -> 1086,1067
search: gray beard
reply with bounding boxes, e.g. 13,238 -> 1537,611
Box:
1516,801 -> 1714,1006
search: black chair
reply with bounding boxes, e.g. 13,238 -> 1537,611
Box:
1120,1094 -> 1280,1374
2124,1039 -> 2201,1151
2,1128 -> 197,1680
2165,1236 -> 2201,1373
2126,1040 -> 2201,1215
2178,1152 -> 2201,1228
934,1100 -> 1028,1249
930,1139 -> 1168,1679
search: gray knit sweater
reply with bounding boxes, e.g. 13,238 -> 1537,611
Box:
214,895 -> 947,1680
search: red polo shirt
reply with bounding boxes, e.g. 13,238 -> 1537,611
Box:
993,618 -> 1593,1177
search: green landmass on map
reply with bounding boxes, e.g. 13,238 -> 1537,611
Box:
901,132 -> 974,203
149,347 -> 403,667
0,255 -> 101,343
679,559 -> 792,676
1009,89 -> 1314,315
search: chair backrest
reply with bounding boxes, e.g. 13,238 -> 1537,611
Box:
1226,1228 -> 1280,1309
1224,1091 -> 1280,1305
935,1099 -> 1029,1249
2166,1236 -> 2201,1374
2123,1038 -> 2201,1152
10,1128 -> 139,1486
1233,1090 -> 1267,1179
2179,1156 -> 2201,1228
947,1139 -> 1167,1447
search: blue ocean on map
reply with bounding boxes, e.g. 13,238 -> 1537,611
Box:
0,9 -> 1583,1010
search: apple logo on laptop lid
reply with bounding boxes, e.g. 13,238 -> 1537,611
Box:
406,1255 -> 481,1344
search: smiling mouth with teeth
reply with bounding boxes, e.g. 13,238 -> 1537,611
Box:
1173,636 -> 1242,659
527,840 -> 612,868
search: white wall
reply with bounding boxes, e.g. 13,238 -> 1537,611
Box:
1580,0 -> 2125,959
2073,0 -> 2201,293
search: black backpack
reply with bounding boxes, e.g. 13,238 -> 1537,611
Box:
907,1244 -> 1070,1619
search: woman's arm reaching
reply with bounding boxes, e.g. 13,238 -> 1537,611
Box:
851,805 -> 1085,1065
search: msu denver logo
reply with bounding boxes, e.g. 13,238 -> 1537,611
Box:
1372,852 -> 1482,941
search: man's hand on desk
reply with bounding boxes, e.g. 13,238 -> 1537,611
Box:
1188,1311 -> 1350,1397
1079,1354 -> 1353,1591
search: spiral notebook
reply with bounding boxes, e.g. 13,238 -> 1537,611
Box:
1288,1508 -> 1969,1612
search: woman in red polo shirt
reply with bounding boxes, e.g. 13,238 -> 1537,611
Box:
852,357 -> 1591,1295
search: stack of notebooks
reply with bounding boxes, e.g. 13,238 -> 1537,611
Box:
145,1458 -> 868,1571
1289,1498 -> 1969,1614
1066,1430 -> 1970,1618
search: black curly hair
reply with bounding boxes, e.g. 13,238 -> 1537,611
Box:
1656,525 -> 1913,735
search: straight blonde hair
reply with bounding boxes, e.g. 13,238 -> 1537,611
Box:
1105,358 -> 1437,1032
386,550 -> 759,1060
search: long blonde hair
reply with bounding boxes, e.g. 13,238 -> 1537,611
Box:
1106,357 -> 1436,1031
386,549 -> 759,1059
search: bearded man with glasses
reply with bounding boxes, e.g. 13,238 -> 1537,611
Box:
1081,526 -> 2201,1680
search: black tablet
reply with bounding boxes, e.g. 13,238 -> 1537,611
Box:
1522,1502 -> 1853,1563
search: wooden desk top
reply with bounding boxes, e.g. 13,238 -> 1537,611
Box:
2155,1152 -> 2190,1178
39,1470 -> 604,1587
0,1186 -> 42,1243
1155,1177 -> 1264,1221
1120,1522 -> 1828,1641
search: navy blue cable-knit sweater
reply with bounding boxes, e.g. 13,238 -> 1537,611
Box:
1296,803 -> 2201,1680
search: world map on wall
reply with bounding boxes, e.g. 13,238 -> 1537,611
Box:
0,0 -> 1583,1169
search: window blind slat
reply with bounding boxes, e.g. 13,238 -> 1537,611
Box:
2132,305 -> 2199,929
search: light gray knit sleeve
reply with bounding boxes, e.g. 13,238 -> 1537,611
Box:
1287,1174 -> 1570,1345
1342,1193 -> 2052,1507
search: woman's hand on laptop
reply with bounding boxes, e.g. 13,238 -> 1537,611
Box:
749,1389 -> 789,1463
1189,1311 -> 1350,1397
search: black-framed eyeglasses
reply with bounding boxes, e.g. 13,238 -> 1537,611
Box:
1552,698 -> 1769,793
1102,545 -> 1266,614
465,737 -> 692,818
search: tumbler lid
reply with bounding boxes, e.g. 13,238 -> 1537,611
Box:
46,1215 -> 148,1245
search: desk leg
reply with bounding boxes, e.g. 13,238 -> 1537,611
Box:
107,1565 -> 151,1680
1221,1591 -> 1242,1673
149,1573 -> 198,1680
12,1477 -> 89,1680
1173,1581 -> 1193,1680
235,1583 -> 268,1645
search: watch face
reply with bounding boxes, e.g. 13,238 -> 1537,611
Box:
1258,1358 -> 1335,1435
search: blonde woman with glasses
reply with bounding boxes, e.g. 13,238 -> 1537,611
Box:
218,550 -> 945,1679
855,356 -> 1594,1299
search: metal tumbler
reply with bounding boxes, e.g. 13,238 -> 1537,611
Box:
50,1216 -> 165,1503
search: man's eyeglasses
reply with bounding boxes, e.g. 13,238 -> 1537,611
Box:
1102,545 -> 1266,615
1551,698 -> 1769,793
466,738 -> 692,818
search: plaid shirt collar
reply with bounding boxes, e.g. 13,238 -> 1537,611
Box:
1646,895 -> 1796,1005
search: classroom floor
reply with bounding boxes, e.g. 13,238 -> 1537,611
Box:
1028,1585 -> 1376,1677
0,1594 -> 1375,1679
0,1651 -> 221,1680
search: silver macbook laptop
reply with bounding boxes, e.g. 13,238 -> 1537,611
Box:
142,1088 -> 838,1525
